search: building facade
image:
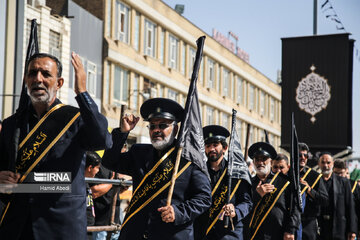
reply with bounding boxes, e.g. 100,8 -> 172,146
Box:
2,0 -> 282,151
102,0 -> 281,150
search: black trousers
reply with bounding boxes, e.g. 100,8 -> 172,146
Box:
301,218 -> 317,240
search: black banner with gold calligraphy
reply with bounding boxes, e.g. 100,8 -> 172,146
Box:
121,148 -> 191,229
249,172 -> 290,240
0,104 -> 80,226
16,104 -> 80,181
301,168 -> 322,195
205,167 -> 242,235
281,34 -> 354,154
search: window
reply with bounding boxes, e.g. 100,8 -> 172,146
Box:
179,94 -> 185,107
223,68 -> 230,97
159,29 -> 165,64
216,110 -> 220,125
249,126 -> 253,145
270,97 -> 275,121
168,34 -> 179,70
115,1 -> 130,43
249,85 -> 254,110
113,65 -> 128,106
87,61 -> 97,97
168,89 -> 178,101
199,59 -> 204,85
260,91 -> 265,116
144,19 -> 156,57
104,62 -> 111,104
206,106 -> 214,125
106,0 -> 111,37
158,85 -> 164,97
49,30 -> 61,60
236,119 -> 242,140
231,75 -> 235,100
131,74 -> 139,110
222,113 -> 229,129
217,65 -> 221,92
207,58 -> 215,89
237,76 -> 243,104
134,12 -> 140,51
143,78 -> 156,99
181,42 -> 186,75
259,129 -> 265,142
188,47 -> 196,78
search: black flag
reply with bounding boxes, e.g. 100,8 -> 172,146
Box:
227,109 -> 251,185
177,36 -> 208,178
11,19 -> 39,169
264,129 -> 269,144
17,19 -> 39,116
290,113 -> 302,211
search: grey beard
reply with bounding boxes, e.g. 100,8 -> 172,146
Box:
322,169 -> 332,175
254,163 -> 271,176
27,85 -> 57,104
151,129 -> 176,151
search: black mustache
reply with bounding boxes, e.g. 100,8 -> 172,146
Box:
152,132 -> 164,138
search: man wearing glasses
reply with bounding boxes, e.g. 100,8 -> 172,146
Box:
298,143 -> 328,240
102,98 -> 211,240
245,142 -> 300,240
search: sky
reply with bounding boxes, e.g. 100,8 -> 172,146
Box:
163,0 -> 360,157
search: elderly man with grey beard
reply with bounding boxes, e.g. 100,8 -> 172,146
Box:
102,98 -> 211,240
317,153 -> 357,240
243,142 -> 300,240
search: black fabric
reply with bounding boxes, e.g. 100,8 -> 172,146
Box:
318,174 -> 357,239
102,129 -> 212,240
0,92 -> 112,240
281,34 -> 354,154
300,167 -> 328,239
243,173 -> 301,240
93,166 -> 120,226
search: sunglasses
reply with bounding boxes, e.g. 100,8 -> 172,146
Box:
147,123 -> 174,130
299,153 -> 308,158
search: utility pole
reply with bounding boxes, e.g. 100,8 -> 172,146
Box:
313,0 -> 318,35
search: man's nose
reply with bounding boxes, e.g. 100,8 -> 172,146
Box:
34,71 -> 43,82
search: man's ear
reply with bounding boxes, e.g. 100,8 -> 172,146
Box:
57,77 -> 64,89
174,124 -> 179,135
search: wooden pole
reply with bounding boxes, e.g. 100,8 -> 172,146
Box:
166,147 -> 183,205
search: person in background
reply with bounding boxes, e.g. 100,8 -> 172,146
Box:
245,142 -> 300,240
333,159 -> 360,238
271,153 -> 290,175
84,152 -> 101,239
318,152 -> 357,240
298,143 -> 328,240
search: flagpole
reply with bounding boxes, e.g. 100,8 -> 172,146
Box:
224,109 -> 237,229
166,147 -> 183,205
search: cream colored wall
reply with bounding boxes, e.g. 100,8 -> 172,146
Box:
102,0 -> 282,150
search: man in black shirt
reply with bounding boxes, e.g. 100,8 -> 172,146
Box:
298,143 -> 328,240
318,152 -> 357,240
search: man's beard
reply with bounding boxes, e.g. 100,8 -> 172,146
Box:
322,169 -> 332,175
27,83 -> 57,104
207,150 -> 223,162
151,129 -> 176,151
254,163 -> 271,176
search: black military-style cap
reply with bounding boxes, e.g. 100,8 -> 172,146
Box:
248,142 -> 277,160
203,125 -> 230,144
140,98 -> 184,122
